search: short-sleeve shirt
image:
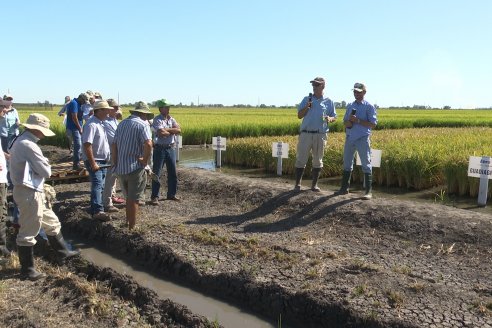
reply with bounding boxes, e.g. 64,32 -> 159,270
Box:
102,117 -> 118,145
0,108 -> 20,137
343,100 -> 378,141
65,99 -> 82,131
152,114 -> 180,145
297,95 -> 337,133
113,115 -> 152,175
81,116 -> 110,161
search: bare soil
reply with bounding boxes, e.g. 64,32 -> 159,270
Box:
2,145 -> 492,328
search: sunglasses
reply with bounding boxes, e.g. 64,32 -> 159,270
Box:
312,83 -> 322,87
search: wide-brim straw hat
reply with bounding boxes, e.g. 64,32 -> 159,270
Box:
21,113 -> 55,137
130,101 -> 154,119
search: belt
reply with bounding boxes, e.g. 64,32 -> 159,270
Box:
301,130 -> 320,134
155,143 -> 174,149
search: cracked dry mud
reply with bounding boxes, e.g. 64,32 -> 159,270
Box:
2,145 -> 492,327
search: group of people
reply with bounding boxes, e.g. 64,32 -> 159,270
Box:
60,93 -> 182,229
0,92 -> 182,280
294,77 -> 378,200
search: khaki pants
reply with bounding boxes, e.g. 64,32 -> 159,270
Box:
295,132 -> 327,169
14,185 -> 61,247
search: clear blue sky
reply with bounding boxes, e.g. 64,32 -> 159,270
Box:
3,0 -> 491,108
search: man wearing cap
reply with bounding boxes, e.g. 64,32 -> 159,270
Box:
336,82 -> 378,199
0,94 -> 20,153
112,101 -> 153,230
66,93 -> 89,170
10,113 -> 79,280
82,100 -> 112,221
102,99 -> 124,212
82,90 -> 95,123
294,77 -> 337,192
150,99 -> 181,204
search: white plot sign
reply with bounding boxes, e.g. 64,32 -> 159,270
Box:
271,142 -> 289,159
212,137 -> 227,150
356,149 -> 382,167
468,156 -> 492,179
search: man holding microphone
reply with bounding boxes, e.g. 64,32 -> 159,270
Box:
294,77 -> 337,192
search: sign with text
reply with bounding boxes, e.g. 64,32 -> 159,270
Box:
468,156 -> 492,179
271,142 -> 289,159
356,149 -> 382,168
212,137 -> 227,150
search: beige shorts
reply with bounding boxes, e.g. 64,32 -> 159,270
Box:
118,168 -> 147,202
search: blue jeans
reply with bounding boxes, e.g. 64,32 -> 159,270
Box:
84,160 -> 107,214
151,146 -> 177,199
343,136 -> 372,174
70,129 -> 82,169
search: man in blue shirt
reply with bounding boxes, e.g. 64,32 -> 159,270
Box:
66,93 -> 89,170
336,82 -> 378,199
294,77 -> 337,192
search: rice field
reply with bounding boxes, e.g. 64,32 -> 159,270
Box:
14,105 -> 492,196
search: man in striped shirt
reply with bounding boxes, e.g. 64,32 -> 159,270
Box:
112,101 -> 153,230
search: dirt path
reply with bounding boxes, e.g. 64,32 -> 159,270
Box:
2,146 -> 492,327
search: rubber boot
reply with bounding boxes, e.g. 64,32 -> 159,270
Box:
311,168 -> 321,192
18,246 -> 46,281
294,168 -> 304,191
47,233 -> 80,261
335,171 -> 352,195
0,222 -> 11,257
362,173 -> 373,200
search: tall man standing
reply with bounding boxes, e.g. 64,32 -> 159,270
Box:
336,82 -> 378,199
112,102 -> 153,230
82,100 -> 112,221
66,93 -> 89,170
294,77 -> 337,192
10,114 -> 79,280
150,99 -> 181,204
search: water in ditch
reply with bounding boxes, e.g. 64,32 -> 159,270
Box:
70,239 -> 281,328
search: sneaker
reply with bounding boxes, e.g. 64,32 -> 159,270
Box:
105,206 -> 119,213
362,193 -> 373,200
149,198 -> 159,205
93,212 -> 111,222
167,196 -> 180,202
112,196 -> 125,204
311,186 -> 321,192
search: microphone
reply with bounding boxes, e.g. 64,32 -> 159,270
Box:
347,108 -> 357,129
308,93 -> 313,109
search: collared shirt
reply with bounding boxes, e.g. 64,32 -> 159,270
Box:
152,114 -> 180,146
9,131 -> 51,188
297,95 -> 336,133
113,115 -> 152,175
102,117 -> 118,145
66,99 -> 82,131
344,100 -> 378,141
0,108 -> 20,137
82,115 -> 110,161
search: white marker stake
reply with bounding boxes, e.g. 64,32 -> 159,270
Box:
175,135 -> 183,162
212,136 -> 227,168
272,142 -> 289,176
468,156 -> 491,207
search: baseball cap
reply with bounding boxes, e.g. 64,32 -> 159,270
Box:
353,83 -> 366,92
156,99 -> 173,108
310,77 -> 325,85
3,94 -> 13,101
78,93 -> 90,103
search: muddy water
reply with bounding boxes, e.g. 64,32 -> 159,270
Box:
71,240 -> 278,328
178,147 -> 492,215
